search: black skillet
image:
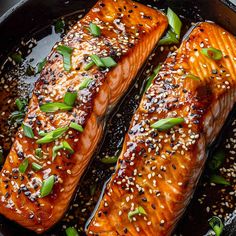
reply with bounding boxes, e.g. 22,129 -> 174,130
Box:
0,0 -> 235,235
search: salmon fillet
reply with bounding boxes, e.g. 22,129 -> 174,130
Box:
87,22 -> 236,235
0,0 -> 167,233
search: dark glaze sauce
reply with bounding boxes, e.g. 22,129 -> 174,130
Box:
0,1 -> 235,235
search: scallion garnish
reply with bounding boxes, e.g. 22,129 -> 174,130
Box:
128,206 -> 147,221
79,78 -> 92,90
90,54 -> 105,67
32,162 -> 43,171
36,126 -> 69,144
9,111 -> 25,125
89,23 -> 101,37
22,123 -> 34,139
52,141 -> 74,161
19,158 -> 29,173
35,148 -> 43,158
83,61 -> 95,71
101,57 -> 117,68
64,92 -> 77,106
144,64 -> 161,92
40,175 -> 55,198
65,227 -> 79,236
209,216 -> 224,236
208,150 -> 225,171
62,141 -> 74,154
38,130 -> 47,136
100,156 -> 118,164
158,30 -> 179,46
184,73 -> 201,81
54,19 -> 65,33
151,117 -> 184,131
201,47 -> 223,60
26,65 -> 35,76
15,98 -> 27,111
11,53 -> 23,64
40,102 -> 73,113
37,58 -> 47,73
56,45 -> 74,72
167,8 -> 182,39
210,174 -> 230,186
69,122 -> 84,132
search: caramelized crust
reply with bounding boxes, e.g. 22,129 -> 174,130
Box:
0,0 -> 167,233
87,22 -> 236,235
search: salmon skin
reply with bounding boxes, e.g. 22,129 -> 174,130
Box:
0,0 -> 167,233
87,22 -> 236,235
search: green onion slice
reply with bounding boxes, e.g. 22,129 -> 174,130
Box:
69,122 -> 84,132
15,98 -> 27,111
36,126 -> 69,144
65,227 -> 79,236
62,141 -> 74,154
10,111 -> 25,125
64,92 -> 77,106
101,57 -> 117,68
40,102 -> 73,113
54,19 -> 65,33
201,47 -> 223,60
210,175 -> 230,186
159,30 -> 179,46
151,117 -> 184,131
128,206 -> 147,221
26,65 -> 35,76
100,156 -> 118,164
40,175 -> 55,198
32,162 -> 43,171
208,150 -> 225,171
144,64 -> 161,92
167,8 -> 182,39
37,58 -> 47,73
52,141 -> 74,161
11,53 -> 23,64
89,23 -> 101,37
83,61 -> 95,71
35,148 -> 43,158
56,45 -> 74,72
19,159 -> 29,173
22,123 -> 34,139
184,73 -> 201,81
79,78 -> 92,90
90,54 -> 105,67
209,216 -> 224,236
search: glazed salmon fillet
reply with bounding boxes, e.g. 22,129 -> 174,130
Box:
0,0 -> 167,233
87,22 -> 236,235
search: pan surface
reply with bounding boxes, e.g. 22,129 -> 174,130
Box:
0,0 -> 235,235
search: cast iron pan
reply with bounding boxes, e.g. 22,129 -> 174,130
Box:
0,0 -> 235,236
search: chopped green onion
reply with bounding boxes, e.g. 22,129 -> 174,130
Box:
37,58 -> 47,73
144,64 -> 161,92
54,19 -> 65,33
40,102 -> 72,113
22,123 -> 34,139
9,111 -> 25,125
83,61 -> 95,71
65,227 -> 79,236
62,141 -> 74,154
25,65 -> 35,76
101,57 -> 117,68
201,47 -> 223,60
89,23 -> 101,37
208,150 -> 225,171
167,8 -> 182,39
35,148 -> 43,158
151,117 -> 184,131
128,206 -> 147,221
100,156 -> 118,164
32,162 -> 43,171
52,144 -> 64,161
69,122 -> 84,132
38,130 -> 47,136
210,175 -> 230,186
56,45 -> 74,72
158,30 -> 179,46
64,92 -> 77,106
79,78 -> 92,90
209,216 -> 224,236
19,159 -> 29,173
36,126 -> 69,144
184,73 -> 201,81
40,175 -> 55,198
15,98 -> 27,111
90,54 -> 105,67
11,53 -> 23,64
